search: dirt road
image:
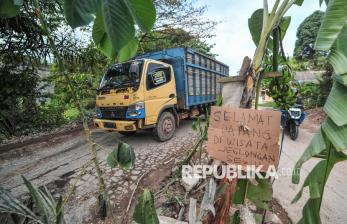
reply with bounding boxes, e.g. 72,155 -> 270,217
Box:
1,118 -> 346,223
0,120 -> 199,222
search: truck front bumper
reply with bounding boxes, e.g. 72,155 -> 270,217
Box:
93,119 -> 137,132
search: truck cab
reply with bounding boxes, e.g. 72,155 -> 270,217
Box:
93,48 -> 229,141
94,59 -> 178,141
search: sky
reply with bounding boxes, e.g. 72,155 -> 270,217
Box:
196,0 -> 326,74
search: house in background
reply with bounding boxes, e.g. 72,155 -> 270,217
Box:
294,71 -> 325,84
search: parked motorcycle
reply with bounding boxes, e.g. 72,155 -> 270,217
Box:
281,105 -> 305,140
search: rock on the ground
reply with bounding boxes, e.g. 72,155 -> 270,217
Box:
158,216 -> 188,224
264,211 -> 282,224
181,176 -> 200,192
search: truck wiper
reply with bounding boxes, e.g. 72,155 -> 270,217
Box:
99,83 -> 115,90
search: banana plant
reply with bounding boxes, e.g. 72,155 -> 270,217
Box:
106,141 -> 136,170
241,0 -> 303,108
0,176 -> 65,224
133,189 -> 159,224
226,2 -> 299,223
292,0 -> 347,223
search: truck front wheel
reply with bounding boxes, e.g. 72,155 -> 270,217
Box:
153,111 -> 176,142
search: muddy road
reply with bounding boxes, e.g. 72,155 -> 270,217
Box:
0,120 -> 199,222
1,118 -> 347,223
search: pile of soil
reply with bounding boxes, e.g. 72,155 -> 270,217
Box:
305,107 -> 326,126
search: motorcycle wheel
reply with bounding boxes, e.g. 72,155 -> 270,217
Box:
289,121 -> 299,140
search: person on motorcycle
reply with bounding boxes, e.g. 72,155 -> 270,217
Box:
294,90 -> 306,124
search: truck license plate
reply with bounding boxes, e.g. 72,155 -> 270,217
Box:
104,122 -> 116,128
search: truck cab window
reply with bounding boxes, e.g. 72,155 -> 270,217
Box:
99,60 -> 143,91
146,63 -> 171,90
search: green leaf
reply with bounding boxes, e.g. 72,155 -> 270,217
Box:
63,0 -> 100,28
332,73 -> 347,86
0,186 -> 40,223
0,0 -> 20,18
233,179 -> 248,205
315,0 -> 347,50
22,176 -> 50,223
127,0 -> 156,32
248,9 -> 264,46
293,146 -> 347,203
103,0 -> 135,52
322,118 -> 347,151
292,160 -> 331,203
247,178 -> 272,210
336,24 -> 347,56
248,9 -> 290,48
297,198 -> 321,224
329,50 -> 347,75
279,16 -> 291,40
294,0 -> 304,6
292,129 -> 327,184
328,25 -> 347,75
107,142 -> 135,169
133,189 -> 159,224
117,141 -> 135,169
106,149 -> 118,168
55,196 -> 65,224
215,95 -> 223,106
118,38 -> 139,62
294,148 -> 347,223
92,10 -> 117,59
324,82 -> 347,126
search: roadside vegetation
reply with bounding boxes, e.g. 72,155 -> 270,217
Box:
0,0 -> 215,143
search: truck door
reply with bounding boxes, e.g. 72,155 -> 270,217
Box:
144,62 -> 177,125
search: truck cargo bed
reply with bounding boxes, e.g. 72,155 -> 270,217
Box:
135,47 -> 229,109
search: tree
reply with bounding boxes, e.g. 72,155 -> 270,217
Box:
153,0 -> 216,40
293,10 -> 324,60
0,1 -> 103,139
0,0 -> 81,138
139,0 -> 217,55
139,27 -> 214,55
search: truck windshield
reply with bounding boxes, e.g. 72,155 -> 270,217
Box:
99,60 -> 143,91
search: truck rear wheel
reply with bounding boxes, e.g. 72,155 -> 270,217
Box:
153,111 -> 176,142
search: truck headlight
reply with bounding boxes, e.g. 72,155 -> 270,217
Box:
128,101 -> 144,111
95,107 -> 102,118
127,102 -> 145,117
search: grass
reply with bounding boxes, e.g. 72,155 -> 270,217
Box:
64,107 -> 80,122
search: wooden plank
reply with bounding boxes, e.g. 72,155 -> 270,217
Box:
217,76 -> 246,83
217,71 -> 281,83
264,71 -> 281,78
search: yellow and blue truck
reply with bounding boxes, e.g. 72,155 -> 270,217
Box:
93,47 -> 229,141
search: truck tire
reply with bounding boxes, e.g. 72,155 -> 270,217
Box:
153,111 -> 176,142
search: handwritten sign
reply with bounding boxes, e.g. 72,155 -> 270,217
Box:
207,106 -> 281,171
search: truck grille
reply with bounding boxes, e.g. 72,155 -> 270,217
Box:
100,106 -> 127,119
